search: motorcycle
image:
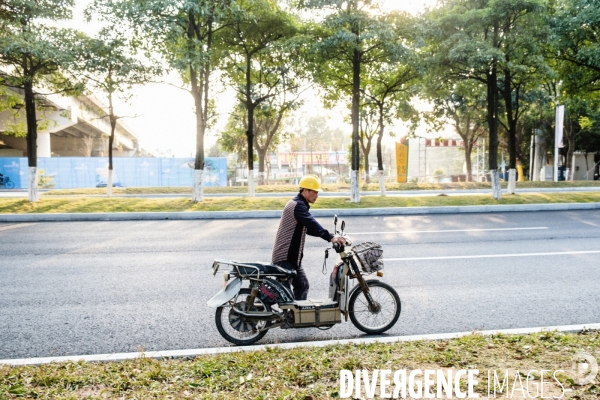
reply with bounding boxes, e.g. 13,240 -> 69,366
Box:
207,215 -> 401,345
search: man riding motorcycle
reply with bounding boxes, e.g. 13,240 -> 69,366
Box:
271,175 -> 346,300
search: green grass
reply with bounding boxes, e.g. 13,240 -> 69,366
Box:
1,331 -> 598,399
41,180 -> 600,196
1,192 -> 600,214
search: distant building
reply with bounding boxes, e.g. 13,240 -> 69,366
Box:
0,88 -> 152,158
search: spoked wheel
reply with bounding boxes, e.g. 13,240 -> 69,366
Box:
4,180 -> 14,189
349,280 -> 401,334
215,288 -> 272,345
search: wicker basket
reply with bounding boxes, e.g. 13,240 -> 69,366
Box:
352,242 -> 384,273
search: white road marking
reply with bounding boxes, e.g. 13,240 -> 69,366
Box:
350,227 -> 549,235
0,222 -> 36,232
384,250 -> 600,262
2,323 -> 599,366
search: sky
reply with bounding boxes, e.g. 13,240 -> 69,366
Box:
63,0 -> 441,157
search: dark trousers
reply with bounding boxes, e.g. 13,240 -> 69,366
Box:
275,260 -> 310,301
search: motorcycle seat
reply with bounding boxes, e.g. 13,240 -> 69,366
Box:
234,262 -> 297,277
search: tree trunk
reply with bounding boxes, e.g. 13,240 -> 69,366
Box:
487,27 -> 501,199
359,134 -> 372,185
567,136 -> 575,181
507,169 -> 516,194
257,148 -> 266,186
490,169 -> 502,199
193,169 -> 204,199
378,171 -> 386,196
350,46 -> 361,203
246,106 -> 255,196
191,65 -> 206,203
503,61 -> 517,170
107,169 -> 114,196
107,90 -> 116,198
465,142 -> 473,182
24,80 -> 39,202
245,50 -> 255,197
377,104 -> 385,195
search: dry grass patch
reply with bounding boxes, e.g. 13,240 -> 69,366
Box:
0,331 -> 598,399
41,181 -> 600,196
1,192 -> 600,214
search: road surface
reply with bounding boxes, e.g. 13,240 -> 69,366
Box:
1,210 -> 599,359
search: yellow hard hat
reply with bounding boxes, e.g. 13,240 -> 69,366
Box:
299,175 -> 322,192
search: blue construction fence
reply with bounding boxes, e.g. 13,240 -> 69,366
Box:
0,157 -> 228,189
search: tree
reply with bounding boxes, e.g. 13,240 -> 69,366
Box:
221,101 -> 295,185
361,11 -> 420,194
556,96 -> 600,180
253,103 -> 289,185
75,30 -> 160,196
358,106 -> 378,184
494,0 -> 548,188
425,0 -> 546,198
219,107 -> 250,183
551,0 -> 600,94
219,0 -> 301,195
575,108 -> 600,178
298,0 -> 401,202
550,0 -> 600,179
78,133 -> 97,157
0,0 -> 85,201
89,0 -> 235,202
302,115 -> 333,177
425,81 -> 487,182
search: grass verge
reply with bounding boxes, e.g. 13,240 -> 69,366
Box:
1,192 -> 600,214
1,331 -> 598,399
41,181 -> 600,196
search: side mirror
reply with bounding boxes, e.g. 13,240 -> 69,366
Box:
341,221 -> 345,234
334,214 -> 338,232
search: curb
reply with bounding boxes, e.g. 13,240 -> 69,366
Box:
2,323 -> 599,366
1,202 -> 600,222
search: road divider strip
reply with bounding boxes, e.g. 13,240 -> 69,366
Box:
1,202 -> 600,222
2,323 -> 599,366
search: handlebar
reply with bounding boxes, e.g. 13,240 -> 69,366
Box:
332,242 -> 344,253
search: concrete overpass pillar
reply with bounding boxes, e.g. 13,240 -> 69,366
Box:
37,131 -> 51,157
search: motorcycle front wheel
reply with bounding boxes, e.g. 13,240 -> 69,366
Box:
215,288 -> 272,345
349,280 -> 401,334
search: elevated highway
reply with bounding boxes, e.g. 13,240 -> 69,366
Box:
0,89 -> 152,158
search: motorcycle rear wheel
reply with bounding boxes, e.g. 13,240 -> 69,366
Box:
215,288 -> 272,345
349,280 -> 401,334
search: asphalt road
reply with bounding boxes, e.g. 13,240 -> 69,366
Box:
1,210 -> 599,359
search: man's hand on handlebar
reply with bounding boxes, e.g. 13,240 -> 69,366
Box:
331,235 -> 347,252
331,235 -> 346,246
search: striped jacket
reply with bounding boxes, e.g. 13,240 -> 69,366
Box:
272,194 -> 333,267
